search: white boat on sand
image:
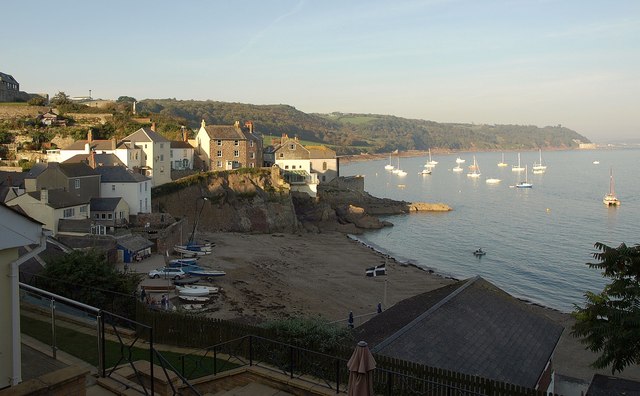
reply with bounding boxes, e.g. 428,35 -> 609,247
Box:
179,295 -> 210,303
176,285 -> 218,297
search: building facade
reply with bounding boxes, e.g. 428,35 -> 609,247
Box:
195,120 -> 263,171
94,166 -> 151,214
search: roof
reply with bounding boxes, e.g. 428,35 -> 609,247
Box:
93,166 -> 150,183
587,374 -> 640,396
170,141 -> 193,149
116,234 -> 153,251
0,72 -> 18,85
307,145 -> 337,159
90,197 -> 124,212
63,139 -> 120,151
201,124 -> 259,142
26,189 -> 90,209
25,162 -> 47,179
63,153 -> 125,167
45,162 -> 99,178
57,218 -> 91,233
355,276 -> 564,388
122,127 -> 169,143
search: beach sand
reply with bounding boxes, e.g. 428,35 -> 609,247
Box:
188,231 -> 640,383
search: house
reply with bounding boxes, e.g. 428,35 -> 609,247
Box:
0,72 -> 19,102
354,276 -> 564,392
25,162 -> 100,202
0,203 -> 47,388
47,130 -> 123,164
63,152 -> 126,168
90,197 -> 130,232
116,234 -> 153,263
0,171 -> 27,203
94,166 -> 151,214
195,120 -> 263,171
6,188 -> 90,236
120,125 -> 171,186
170,141 -> 194,170
37,110 -> 67,127
307,145 -> 338,183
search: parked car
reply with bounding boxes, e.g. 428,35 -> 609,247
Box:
148,267 -> 186,280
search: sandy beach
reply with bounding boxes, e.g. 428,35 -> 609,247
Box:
160,231 -> 640,384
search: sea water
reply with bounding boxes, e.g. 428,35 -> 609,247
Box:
342,148 -> 640,312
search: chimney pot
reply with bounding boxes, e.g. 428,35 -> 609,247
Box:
151,122 -> 156,132
201,119 -> 206,129
87,129 -> 93,143
234,121 -> 240,128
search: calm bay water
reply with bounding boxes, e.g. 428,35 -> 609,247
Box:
342,149 -> 640,312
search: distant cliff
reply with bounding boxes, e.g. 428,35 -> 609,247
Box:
152,171 -> 450,235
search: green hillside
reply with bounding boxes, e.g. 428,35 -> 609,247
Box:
136,100 -> 589,155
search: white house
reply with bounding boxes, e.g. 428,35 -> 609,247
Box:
307,145 -> 338,183
94,166 -> 151,214
271,136 -> 319,196
0,203 -> 47,388
120,126 -> 171,186
170,140 -> 194,170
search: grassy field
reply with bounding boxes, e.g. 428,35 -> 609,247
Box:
21,315 -> 235,380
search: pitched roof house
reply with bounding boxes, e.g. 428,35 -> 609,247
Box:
120,126 -> 171,186
195,120 -> 262,171
24,162 -> 100,203
354,276 -> 564,392
94,166 -> 151,214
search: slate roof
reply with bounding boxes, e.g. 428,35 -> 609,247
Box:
122,127 -> 169,143
94,166 -> 150,183
306,145 -> 337,159
202,125 -> 247,140
48,162 -> 99,178
63,153 -> 125,167
0,72 -> 18,85
0,171 -> 28,188
90,197 -> 124,212
170,141 -> 193,149
58,218 -> 91,233
63,139 -> 120,151
26,189 -> 89,209
117,234 -> 153,251
25,162 -> 47,178
355,276 -> 564,388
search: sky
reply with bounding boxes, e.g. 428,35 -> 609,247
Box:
3,0 -> 639,142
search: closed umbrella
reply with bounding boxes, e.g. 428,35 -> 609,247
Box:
347,341 -> 376,396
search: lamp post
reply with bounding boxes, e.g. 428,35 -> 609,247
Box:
188,197 -> 208,245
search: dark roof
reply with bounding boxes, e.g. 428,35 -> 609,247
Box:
202,124 -> 255,140
122,127 -> 169,143
27,189 -> 89,208
45,162 -> 99,178
63,153 -> 125,167
0,171 -> 28,188
93,166 -> 150,183
25,162 -> 47,179
90,197 -> 124,212
587,374 -> 640,396
0,72 -> 18,85
116,234 -> 153,251
58,218 -> 91,233
356,276 -> 564,388
307,145 -> 337,159
63,139 -> 120,151
170,141 -> 193,149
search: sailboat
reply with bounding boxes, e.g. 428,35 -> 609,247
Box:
603,168 -> 620,206
455,157 -> 466,164
497,153 -> 508,167
452,162 -> 463,172
532,149 -> 547,173
512,153 -> 525,172
466,156 -> 481,178
516,165 -> 533,188
426,149 -> 438,166
394,156 -> 407,176
384,154 -> 395,171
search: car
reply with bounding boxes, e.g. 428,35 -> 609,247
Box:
148,267 -> 186,280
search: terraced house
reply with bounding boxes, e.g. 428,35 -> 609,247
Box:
195,120 -> 263,171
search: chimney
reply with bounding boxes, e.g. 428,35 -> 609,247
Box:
84,143 -> 90,153
234,120 -> 240,128
201,119 -> 206,129
151,122 -> 156,132
245,121 -> 254,133
87,129 -> 93,143
181,126 -> 188,142
89,151 -> 96,168
132,101 -> 137,115
111,137 -> 116,149
40,188 -> 48,204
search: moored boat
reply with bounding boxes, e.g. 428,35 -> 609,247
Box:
512,153 -> 524,172
176,285 -> 215,297
188,269 -> 227,278
603,168 -> 620,206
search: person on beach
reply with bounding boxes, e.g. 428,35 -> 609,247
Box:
140,288 -> 146,302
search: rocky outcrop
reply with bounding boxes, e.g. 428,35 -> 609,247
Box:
152,173 -> 451,235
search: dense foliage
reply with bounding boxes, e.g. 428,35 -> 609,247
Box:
572,242 -> 640,374
33,249 -> 139,317
135,99 -> 589,155
261,317 -> 353,353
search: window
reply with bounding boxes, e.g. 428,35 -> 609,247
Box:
289,144 -> 295,150
322,175 -> 326,182
112,184 -> 116,191
63,208 -> 75,218
160,154 -> 164,161
160,143 -> 164,149
74,179 -> 80,189
323,161 -> 327,170
183,149 -> 187,156
160,166 -> 164,173
217,150 -> 222,157
145,198 -> 148,211
292,165 -> 296,169
250,152 -> 255,159
101,213 -> 106,219
144,144 -> 147,149
279,153 -> 284,158
234,140 -> 239,146
285,165 -> 289,169
233,150 -> 239,157
108,213 -> 113,219
140,200 -> 142,210
216,161 -> 222,167
250,163 -> 254,168
80,205 -> 87,214
145,182 -> 148,191
250,140 -> 254,147
94,213 -> 99,219
140,184 -> 142,193
216,140 -> 222,146
170,150 -> 173,158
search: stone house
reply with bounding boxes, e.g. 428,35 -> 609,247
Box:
195,120 -> 263,171
354,276 -> 564,393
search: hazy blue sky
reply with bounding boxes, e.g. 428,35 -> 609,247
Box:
3,0 -> 638,141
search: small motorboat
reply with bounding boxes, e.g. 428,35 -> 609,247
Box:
176,285 -> 212,297
420,169 -> 432,175
168,258 -> 199,267
178,295 -> 210,303
173,277 -> 200,286
473,248 -> 486,256
187,269 -> 226,278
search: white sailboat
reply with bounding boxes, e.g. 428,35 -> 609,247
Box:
467,156 -> 481,178
515,165 -> 533,188
452,163 -> 463,172
394,156 -> 406,176
532,149 -> 547,173
384,154 -> 395,171
497,153 -> 508,167
603,168 -> 620,206
426,149 -> 438,166
512,153 -> 525,172
485,178 -> 501,184
455,157 -> 466,164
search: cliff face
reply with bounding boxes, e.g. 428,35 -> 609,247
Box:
152,171 -> 451,235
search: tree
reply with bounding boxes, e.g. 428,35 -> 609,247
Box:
28,96 -> 47,106
572,242 -> 640,373
51,91 -> 72,106
116,96 -> 137,103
